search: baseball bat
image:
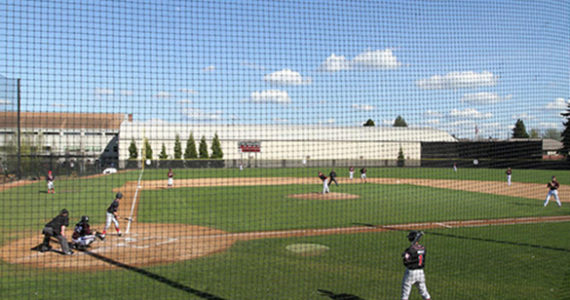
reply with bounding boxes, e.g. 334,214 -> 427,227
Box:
411,231 -> 424,246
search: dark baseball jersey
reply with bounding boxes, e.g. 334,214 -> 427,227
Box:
318,174 -> 327,181
168,170 -> 173,178
46,174 -> 55,182
107,199 -> 120,213
72,222 -> 92,239
349,167 -> 354,172
45,214 -> 69,234
548,180 -> 560,191
360,168 -> 366,174
506,169 -> 512,175
402,243 -> 426,270
329,171 -> 337,178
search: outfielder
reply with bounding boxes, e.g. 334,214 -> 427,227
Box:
71,216 -> 96,250
167,168 -> 174,188
349,166 -> 354,180
46,170 -> 55,194
360,167 -> 367,183
99,192 -> 123,240
318,171 -> 329,194
39,209 -> 73,255
506,168 -> 512,186
544,176 -> 561,207
401,231 -> 431,300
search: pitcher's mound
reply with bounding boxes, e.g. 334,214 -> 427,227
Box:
288,192 -> 360,200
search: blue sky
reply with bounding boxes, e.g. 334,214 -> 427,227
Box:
0,0 -> 568,139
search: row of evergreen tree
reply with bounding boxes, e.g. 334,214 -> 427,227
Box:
128,133 -> 223,160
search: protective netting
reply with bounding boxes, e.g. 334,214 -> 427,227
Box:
0,1 -> 569,299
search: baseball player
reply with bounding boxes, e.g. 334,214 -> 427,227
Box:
99,192 -> 123,240
349,166 -> 354,180
453,162 -> 457,173
401,231 -> 431,300
46,170 -> 55,194
360,167 -> 367,183
506,167 -> 512,186
318,171 -> 329,194
71,216 -> 96,250
329,169 -> 339,186
39,209 -> 73,255
544,176 -> 561,207
167,168 -> 174,188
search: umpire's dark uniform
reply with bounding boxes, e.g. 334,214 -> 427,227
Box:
41,209 -> 72,254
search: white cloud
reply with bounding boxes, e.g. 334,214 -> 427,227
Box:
425,110 -> 443,117
512,113 -> 535,120
0,99 -> 11,105
352,104 -> 376,111
202,65 -> 216,72
120,90 -> 134,96
183,108 -> 222,120
177,99 -> 192,104
318,118 -> 335,125
94,88 -> 114,95
248,90 -> 291,104
416,71 -> 498,89
351,49 -> 401,70
425,119 -> 440,125
154,91 -> 172,98
264,69 -> 310,86
539,122 -> 560,129
180,88 -> 198,95
272,117 -> 289,123
382,119 -> 393,126
545,97 -> 567,110
449,108 -> 493,119
51,102 -> 66,108
319,53 -> 351,72
461,92 -> 511,104
319,49 -> 401,73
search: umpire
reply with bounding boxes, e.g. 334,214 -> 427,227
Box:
40,209 -> 73,255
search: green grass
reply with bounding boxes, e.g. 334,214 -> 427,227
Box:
138,184 -> 569,232
1,222 -> 567,299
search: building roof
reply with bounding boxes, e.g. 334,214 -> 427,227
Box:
542,139 -> 562,151
0,112 -> 125,130
119,122 -> 457,143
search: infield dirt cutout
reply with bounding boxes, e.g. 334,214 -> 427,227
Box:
1,176 -> 569,270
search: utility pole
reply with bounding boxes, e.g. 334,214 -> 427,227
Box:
16,78 -> 22,179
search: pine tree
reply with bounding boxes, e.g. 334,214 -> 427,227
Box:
143,138 -> 153,160
159,143 -> 168,159
184,133 -> 198,159
173,134 -> 182,159
128,139 -> 138,159
512,119 -> 529,138
363,119 -> 375,127
393,115 -> 408,127
210,133 -> 223,159
199,135 -> 209,159
397,146 -> 405,167
561,102 -> 570,158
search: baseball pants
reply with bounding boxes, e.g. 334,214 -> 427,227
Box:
42,227 -> 71,253
401,268 -> 431,300
47,181 -> 54,190
104,212 -> 120,232
544,190 -> 561,207
507,175 -> 511,186
72,235 -> 96,247
349,171 -> 354,180
322,180 -> 330,194
329,177 -> 338,186
168,178 -> 174,186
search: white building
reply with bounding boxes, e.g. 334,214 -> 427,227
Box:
118,121 -> 456,165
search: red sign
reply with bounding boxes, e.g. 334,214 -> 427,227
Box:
238,141 -> 261,153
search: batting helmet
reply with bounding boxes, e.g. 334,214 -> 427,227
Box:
60,209 -> 69,215
80,215 -> 89,223
407,231 -> 420,242
116,192 -> 123,199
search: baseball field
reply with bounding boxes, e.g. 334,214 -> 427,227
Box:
0,167 -> 569,299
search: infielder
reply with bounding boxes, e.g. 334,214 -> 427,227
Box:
318,171 -> 329,194
99,192 -> 123,240
453,162 -> 457,173
39,209 -> 73,255
544,176 -> 561,207
46,170 -> 55,194
360,167 -> 367,183
401,231 -> 431,300
167,168 -> 174,188
506,168 -> 512,186
71,215 -> 96,250
349,166 -> 354,180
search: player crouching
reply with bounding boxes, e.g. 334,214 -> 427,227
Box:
71,216 -> 96,250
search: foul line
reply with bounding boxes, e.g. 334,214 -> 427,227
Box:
125,165 -> 145,234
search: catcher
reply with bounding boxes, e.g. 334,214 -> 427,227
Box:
71,216 -> 96,250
